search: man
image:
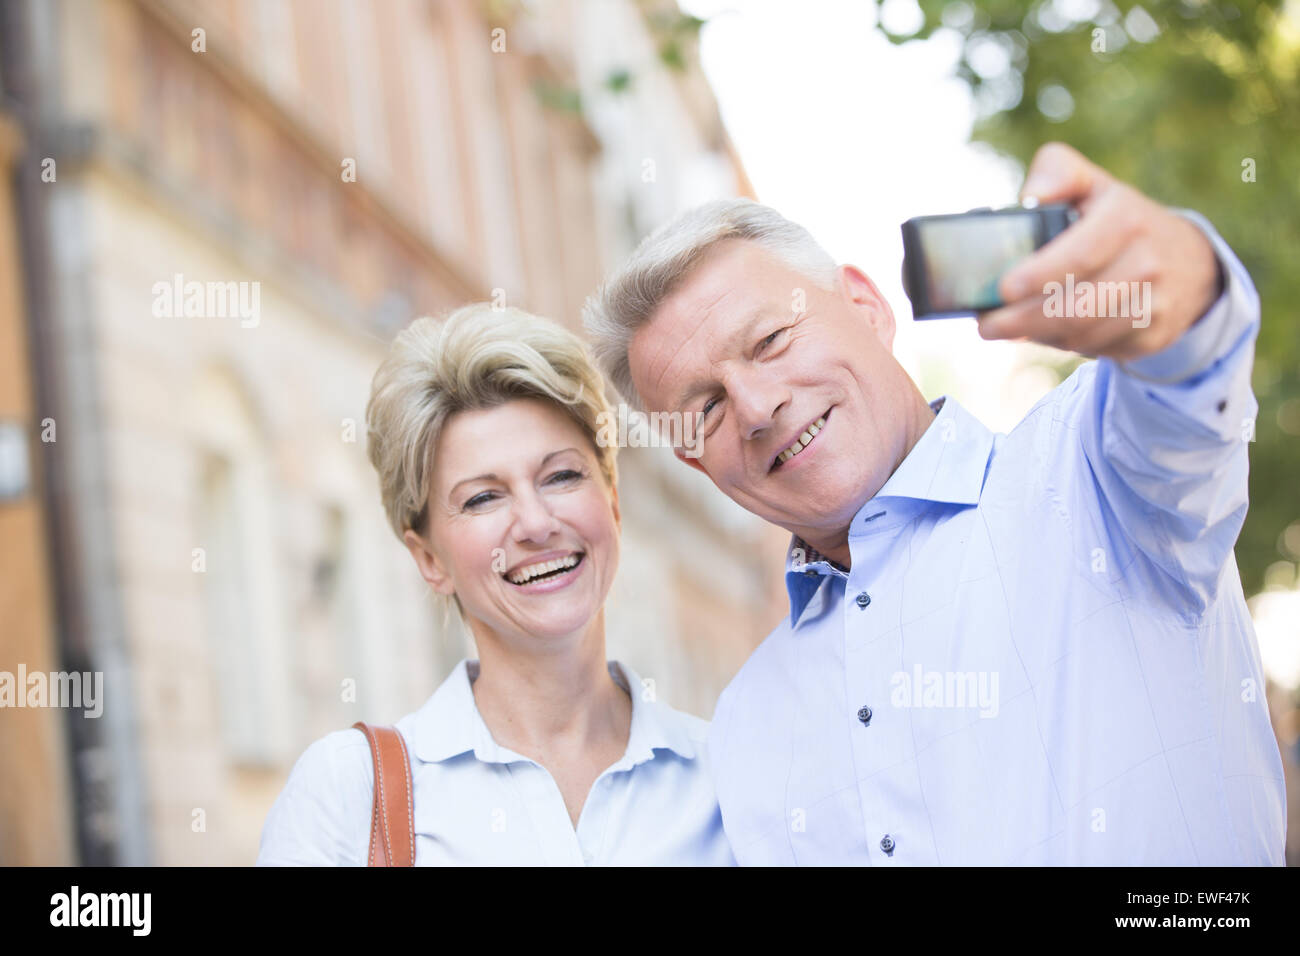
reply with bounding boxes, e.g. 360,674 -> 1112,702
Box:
584,142 -> 1286,864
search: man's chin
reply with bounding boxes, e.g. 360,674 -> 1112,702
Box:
761,488 -> 872,538
721,461 -> 868,527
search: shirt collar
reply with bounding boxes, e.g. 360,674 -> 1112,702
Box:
782,395 -> 995,625
403,658 -> 697,766
868,394 -> 994,506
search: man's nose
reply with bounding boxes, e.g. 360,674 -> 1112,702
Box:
730,371 -> 789,441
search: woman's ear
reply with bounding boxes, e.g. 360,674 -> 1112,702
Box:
403,528 -> 456,596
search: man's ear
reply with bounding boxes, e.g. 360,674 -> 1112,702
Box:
403,528 -> 456,596
838,264 -> 897,351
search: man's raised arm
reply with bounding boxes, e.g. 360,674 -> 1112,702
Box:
979,142 -> 1260,614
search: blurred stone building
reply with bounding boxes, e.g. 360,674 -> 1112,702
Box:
0,0 -> 788,865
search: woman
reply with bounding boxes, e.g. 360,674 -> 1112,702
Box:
256,303 -> 735,865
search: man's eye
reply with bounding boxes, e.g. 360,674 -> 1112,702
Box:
757,329 -> 784,353
702,396 -> 720,417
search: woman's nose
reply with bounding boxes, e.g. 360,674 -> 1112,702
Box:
510,490 -> 560,542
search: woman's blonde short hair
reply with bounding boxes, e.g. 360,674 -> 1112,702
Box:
365,303 -> 618,543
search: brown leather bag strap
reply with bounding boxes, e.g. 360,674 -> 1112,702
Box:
351,721 -> 415,866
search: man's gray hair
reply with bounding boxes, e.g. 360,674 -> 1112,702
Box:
583,198 -> 836,412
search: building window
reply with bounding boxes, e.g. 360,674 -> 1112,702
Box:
192,370 -> 292,766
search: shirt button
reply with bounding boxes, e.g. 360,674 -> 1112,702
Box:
857,706 -> 872,726
855,591 -> 871,608
804,569 -> 817,577
880,834 -> 895,856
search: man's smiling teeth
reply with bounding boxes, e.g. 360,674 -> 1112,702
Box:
507,554 -> 581,585
776,417 -> 826,464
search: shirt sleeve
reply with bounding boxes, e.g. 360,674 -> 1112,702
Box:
1078,208 -> 1260,616
255,729 -> 373,866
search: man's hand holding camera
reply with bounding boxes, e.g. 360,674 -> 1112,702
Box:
978,141 -> 1225,362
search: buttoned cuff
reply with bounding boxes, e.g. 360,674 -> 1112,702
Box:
1116,208 -> 1260,387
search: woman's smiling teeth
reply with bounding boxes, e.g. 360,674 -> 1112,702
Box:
776,416 -> 826,465
505,553 -> 583,585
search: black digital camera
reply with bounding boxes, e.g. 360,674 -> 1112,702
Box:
901,203 -> 1078,319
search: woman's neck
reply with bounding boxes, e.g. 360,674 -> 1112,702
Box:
467,611 -> 631,762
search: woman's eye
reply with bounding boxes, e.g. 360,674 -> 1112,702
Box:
463,491 -> 498,510
702,395 -> 720,417
547,469 -> 582,484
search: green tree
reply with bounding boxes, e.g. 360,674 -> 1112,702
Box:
875,0 -> 1300,597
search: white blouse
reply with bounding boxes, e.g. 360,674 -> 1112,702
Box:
256,658 -> 736,866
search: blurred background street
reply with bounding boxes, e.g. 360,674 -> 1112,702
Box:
0,0 -> 1295,865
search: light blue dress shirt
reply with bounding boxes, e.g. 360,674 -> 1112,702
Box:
257,658 -> 736,865
708,211 -> 1287,865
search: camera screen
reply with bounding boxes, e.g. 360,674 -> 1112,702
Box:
919,214 -> 1038,312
